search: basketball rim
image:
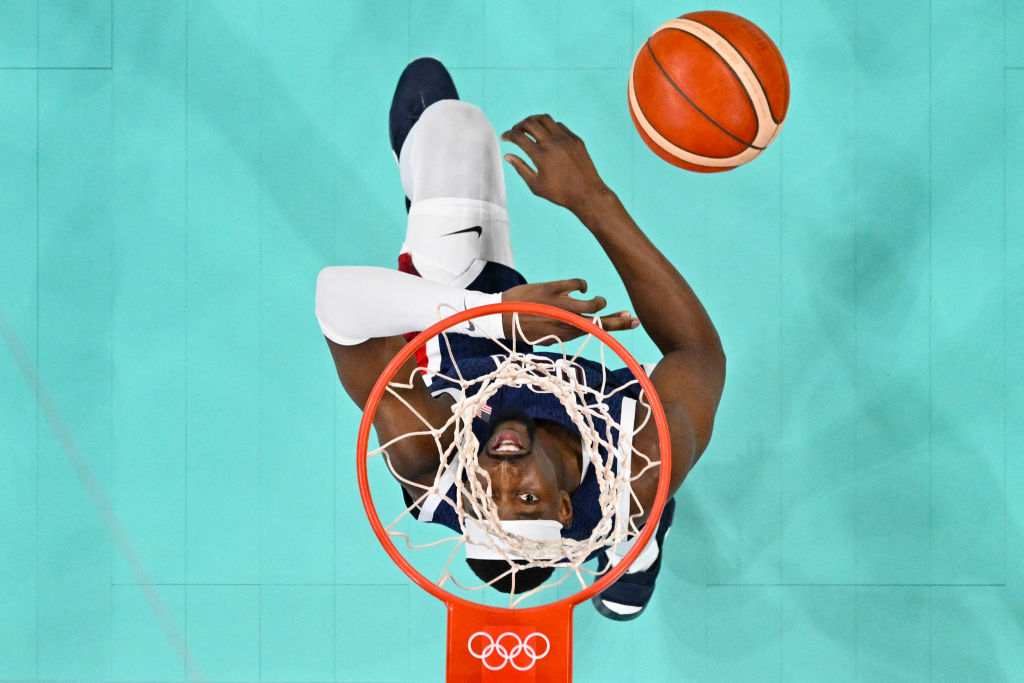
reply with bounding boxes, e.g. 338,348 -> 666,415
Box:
356,302 -> 672,682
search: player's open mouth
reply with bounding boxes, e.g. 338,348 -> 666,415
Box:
487,427 -> 528,455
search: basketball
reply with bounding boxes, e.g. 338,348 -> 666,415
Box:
628,11 -> 790,172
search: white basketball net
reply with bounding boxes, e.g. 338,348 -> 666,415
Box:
367,312 -> 661,607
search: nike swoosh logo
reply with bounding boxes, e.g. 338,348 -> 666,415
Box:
443,225 -> 483,238
462,297 -> 477,332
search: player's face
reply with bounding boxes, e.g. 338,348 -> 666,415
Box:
478,413 -> 572,528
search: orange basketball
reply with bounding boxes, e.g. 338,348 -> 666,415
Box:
628,11 -> 790,172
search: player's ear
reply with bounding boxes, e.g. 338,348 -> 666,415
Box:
557,491 -> 572,529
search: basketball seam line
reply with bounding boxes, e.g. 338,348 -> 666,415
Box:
662,17 -> 783,143
645,35 -> 764,152
690,23 -> 787,126
628,74 -> 755,168
669,18 -> 786,126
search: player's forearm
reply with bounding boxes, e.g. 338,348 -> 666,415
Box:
314,266 -> 502,344
573,190 -> 723,360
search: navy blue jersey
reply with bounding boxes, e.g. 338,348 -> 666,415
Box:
421,353 -> 644,544
397,258 -> 647,544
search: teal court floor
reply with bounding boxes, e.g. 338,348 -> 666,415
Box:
1,0 -> 1022,681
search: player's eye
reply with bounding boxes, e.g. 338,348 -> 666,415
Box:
518,493 -> 539,504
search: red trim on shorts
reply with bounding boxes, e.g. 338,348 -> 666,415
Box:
397,252 -> 418,276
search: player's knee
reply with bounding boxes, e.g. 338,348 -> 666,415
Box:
419,100 -> 497,151
421,99 -> 486,129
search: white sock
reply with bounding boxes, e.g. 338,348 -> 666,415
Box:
397,100 -> 513,284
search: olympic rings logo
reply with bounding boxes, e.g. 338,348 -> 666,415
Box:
467,631 -> 551,671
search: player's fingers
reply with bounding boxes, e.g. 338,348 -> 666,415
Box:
569,295 -> 607,315
542,278 -> 587,296
517,115 -> 557,141
557,122 -> 581,141
532,114 -> 561,135
502,121 -> 538,146
501,125 -> 538,151
503,153 -> 538,187
597,311 -> 640,332
512,117 -> 543,141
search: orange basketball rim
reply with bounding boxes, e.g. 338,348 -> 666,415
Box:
356,302 -> 673,682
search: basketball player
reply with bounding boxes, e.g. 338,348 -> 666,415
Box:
316,58 -> 725,619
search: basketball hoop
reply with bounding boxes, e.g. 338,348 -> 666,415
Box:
357,302 -> 672,682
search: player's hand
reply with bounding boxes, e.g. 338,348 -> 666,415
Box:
501,115 -> 609,215
500,279 -> 639,344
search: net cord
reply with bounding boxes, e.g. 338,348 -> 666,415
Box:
365,311 -> 660,607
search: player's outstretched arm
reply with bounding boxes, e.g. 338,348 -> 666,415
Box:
316,265 -> 636,488
324,334 -> 456,490
502,115 -> 726,508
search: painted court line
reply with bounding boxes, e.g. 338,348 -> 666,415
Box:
0,304 -> 204,682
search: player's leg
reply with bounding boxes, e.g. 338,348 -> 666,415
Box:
399,99 -> 506,208
390,59 -> 513,286
592,496 -> 676,620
